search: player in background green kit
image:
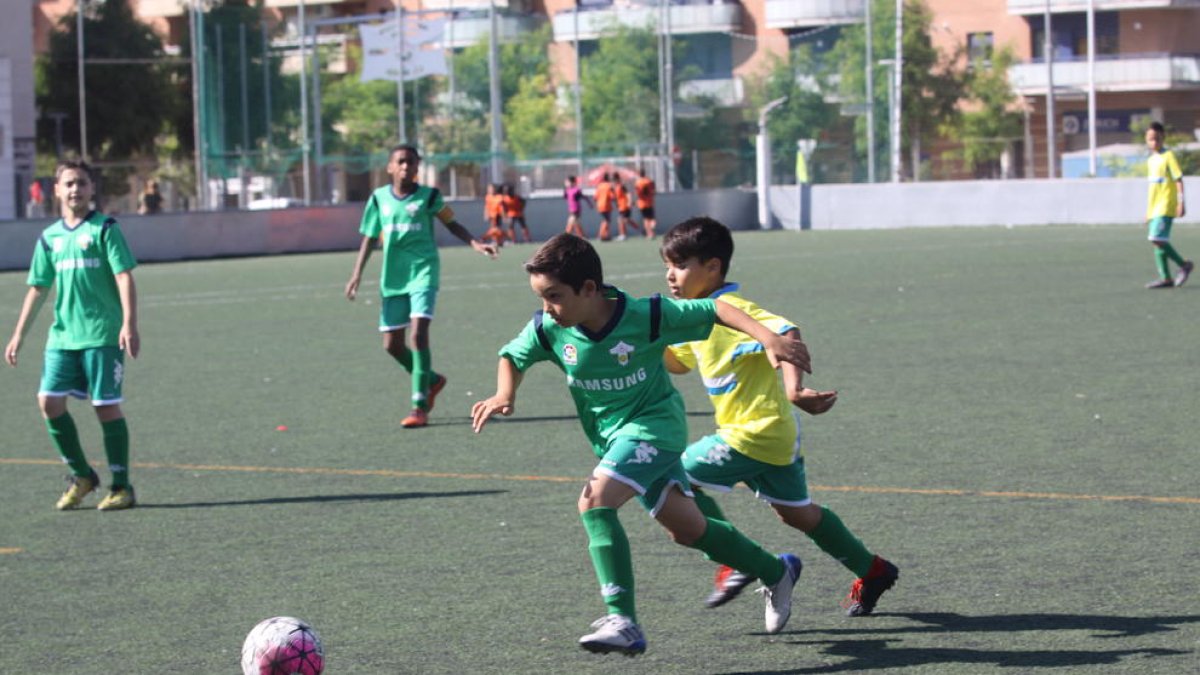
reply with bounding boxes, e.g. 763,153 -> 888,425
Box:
5,160 -> 140,511
1142,122 -> 1191,289
345,144 -> 498,428
471,233 -> 811,656
660,217 -> 898,616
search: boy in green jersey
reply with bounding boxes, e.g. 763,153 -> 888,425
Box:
660,217 -> 897,616
5,160 -> 140,511
346,144 -> 499,428
471,233 -> 811,655
1142,122 -> 1191,289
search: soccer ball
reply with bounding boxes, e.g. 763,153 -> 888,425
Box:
241,616 -> 325,675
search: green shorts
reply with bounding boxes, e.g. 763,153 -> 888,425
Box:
595,436 -> 693,516
39,347 -> 126,406
379,291 -> 438,332
682,434 -> 811,507
1148,216 -> 1174,243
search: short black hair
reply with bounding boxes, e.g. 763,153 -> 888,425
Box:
660,216 -> 734,277
390,144 -> 421,160
55,159 -> 93,183
1149,121 -> 1165,135
524,233 -> 603,292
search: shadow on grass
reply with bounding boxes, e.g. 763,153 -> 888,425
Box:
724,612 -> 1198,673
436,410 -> 714,426
136,489 -> 507,509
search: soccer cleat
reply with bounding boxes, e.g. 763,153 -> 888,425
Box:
1145,278 -> 1174,289
97,485 -> 137,511
578,614 -> 646,656
426,374 -> 448,412
400,408 -> 428,428
1175,260 -> 1194,288
759,553 -> 803,634
56,469 -> 100,510
843,556 -> 899,617
705,564 -> 756,608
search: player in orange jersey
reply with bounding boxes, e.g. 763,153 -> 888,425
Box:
593,173 -> 614,241
614,179 -> 635,241
634,169 -> 657,238
483,183 -> 507,247
502,184 -> 532,244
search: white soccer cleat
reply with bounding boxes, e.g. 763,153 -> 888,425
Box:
760,553 -> 803,634
578,614 -> 646,656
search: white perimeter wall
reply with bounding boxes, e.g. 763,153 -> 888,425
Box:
0,58 -> 13,221
1,179 -> 1195,271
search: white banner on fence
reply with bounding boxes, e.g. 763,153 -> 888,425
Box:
359,18 -> 447,83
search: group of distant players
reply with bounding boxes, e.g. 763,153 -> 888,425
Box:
481,182 -> 532,247
7,128 -> 1192,656
563,170 -> 658,242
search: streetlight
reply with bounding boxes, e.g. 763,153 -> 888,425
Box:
756,96 -> 787,229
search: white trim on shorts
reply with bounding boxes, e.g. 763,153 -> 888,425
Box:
594,466 -> 644,494
647,479 -> 692,518
92,396 -> 124,406
755,492 -> 812,508
378,322 -> 412,332
410,312 -> 434,320
687,476 -> 735,494
39,389 -> 88,400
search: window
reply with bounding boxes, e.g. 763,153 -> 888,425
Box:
968,32 -> 993,64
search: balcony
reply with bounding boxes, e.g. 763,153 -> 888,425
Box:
679,77 -> 744,106
1007,0 -> 1200,14
1008,53 -> 1200,93
439,13 -> 543,49
553,3 -> 741,42
765,0 -> 865,29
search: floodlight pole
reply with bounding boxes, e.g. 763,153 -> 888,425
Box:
77,0 -> 88,161
573,1 -> 584,175
1086,0 -> 1097,176
1044,0 -> 1056,178
756,96 -> 787,229
891,0 -> 902,183
865,0 -> 875,183
488,0 -> 503,181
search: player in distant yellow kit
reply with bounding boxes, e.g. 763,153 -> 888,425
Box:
1143,122 -> 1190,288
660,216 -> 898,616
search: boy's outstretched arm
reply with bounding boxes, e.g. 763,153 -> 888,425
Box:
663,349 -> 691,375
779,330 -> 836,415
5,286 -> 49,367
437,207 -> 499,259
345,235 -> 375,300
115,271 -> 140,359
714,299 -> 812,374
471,357 -> 523,433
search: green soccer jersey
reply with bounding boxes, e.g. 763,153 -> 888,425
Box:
359,183 -> 446,297
27,211 -> 138,350
500,287 -> 716,456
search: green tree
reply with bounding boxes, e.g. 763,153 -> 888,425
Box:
504,74 -> 560,159
949,46 -> 1023,177
742,50 -> 840,183
832,0 -> 963,180
580,24 -> 660,154
35,0 -> 182,192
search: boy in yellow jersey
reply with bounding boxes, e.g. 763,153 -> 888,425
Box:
1143,122 -> 1190,288
661,217 -> 898,616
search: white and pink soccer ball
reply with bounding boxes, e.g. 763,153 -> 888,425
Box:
241,616 -> 325,675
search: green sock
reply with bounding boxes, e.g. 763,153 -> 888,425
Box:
1161,243 -> 1186,267
412,348 -> 432,410
806,506 -> 875,578
1155,248 -> 1171,279
45,413 -> 91,477
691,517 -> 785,586
691,487 -> 728,522
580,508 -> 637,621
101,418 -> 131,489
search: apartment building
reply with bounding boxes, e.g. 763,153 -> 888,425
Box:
29,0 -> 1200,183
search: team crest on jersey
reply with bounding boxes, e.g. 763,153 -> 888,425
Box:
609,341 -> 635,366
76,233 -> 93,250
52,238 -> 65,253
562,344 -> 578,365
405,202 -> 421,217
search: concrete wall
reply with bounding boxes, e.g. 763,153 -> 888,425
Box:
0,188 -> 756,271
771,177 -> 1199,230
2,179 -> 1194,271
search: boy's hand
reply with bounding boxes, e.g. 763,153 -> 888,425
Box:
471,395 -> 514,433
472,240 -> 499,259
345,275 -> 361,301
120,326 -> 140,359
763,333 -> 812,374
4,335 -> 20,367
795,388 -> 837,415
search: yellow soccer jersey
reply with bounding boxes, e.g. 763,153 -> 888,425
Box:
669,285 -> 799,466
1146,149 -> 1183,219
